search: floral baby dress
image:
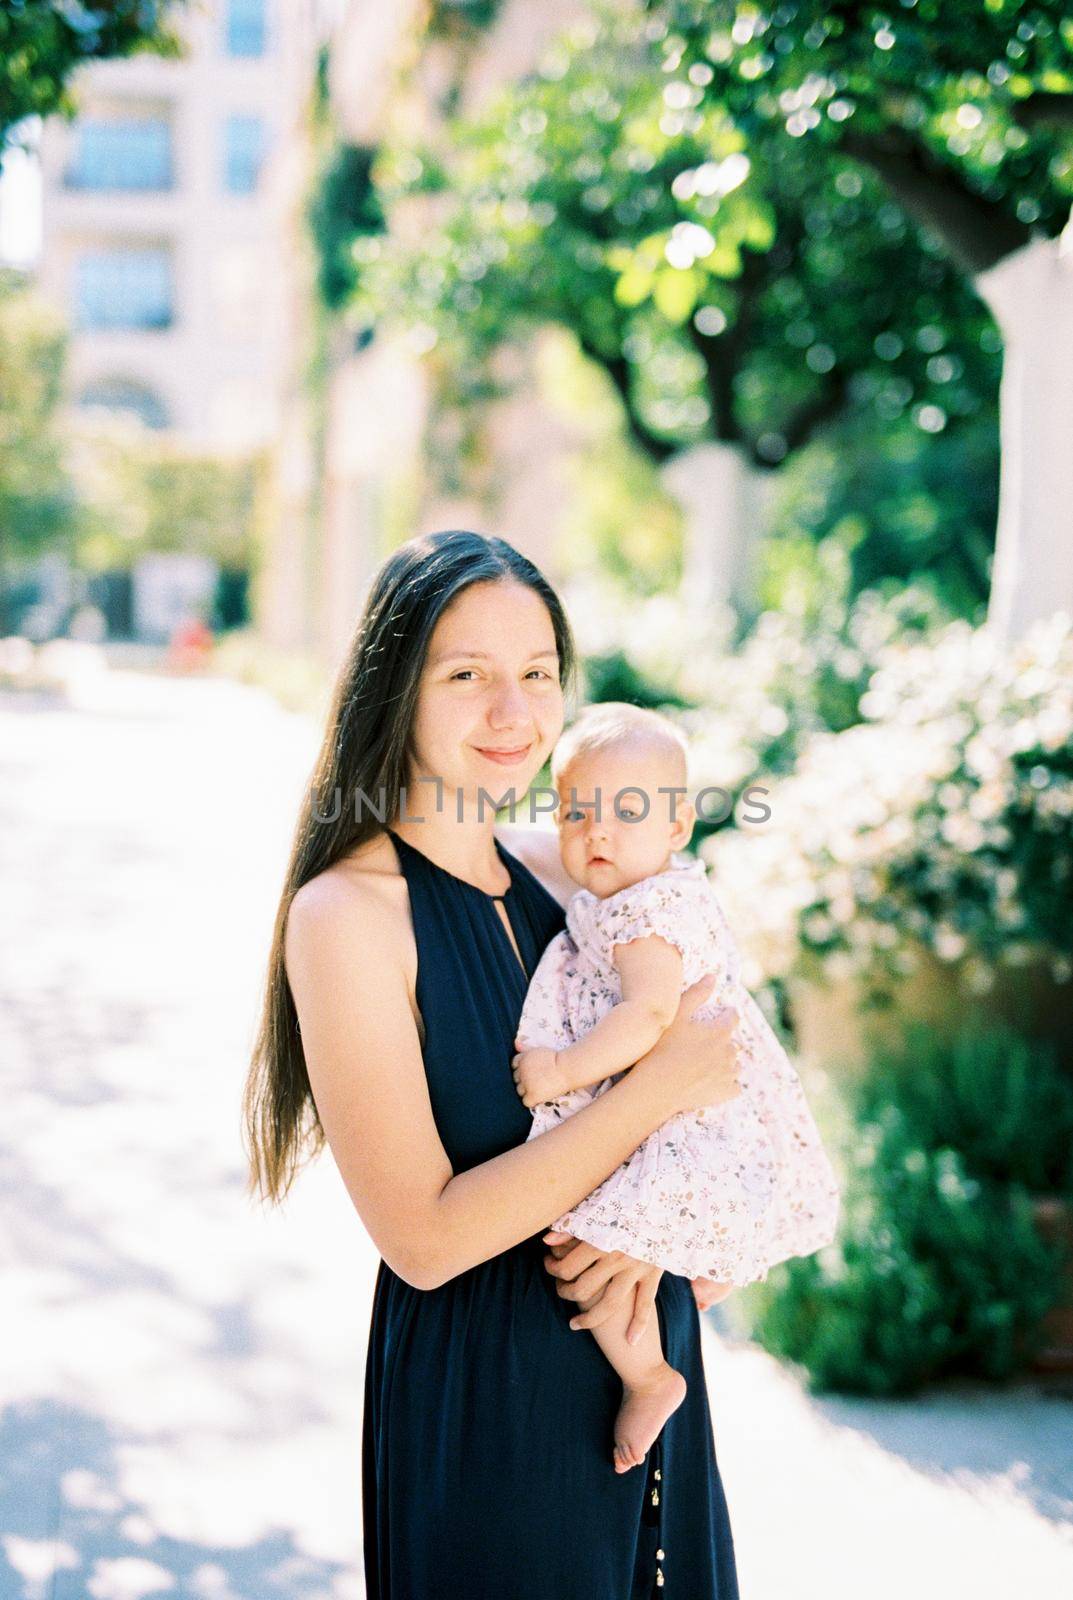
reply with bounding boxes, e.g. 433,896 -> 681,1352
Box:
519,855 -> 841,1283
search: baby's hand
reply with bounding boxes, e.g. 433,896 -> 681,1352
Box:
511,1045 -> 566,1108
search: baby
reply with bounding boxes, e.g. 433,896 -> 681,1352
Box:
511,702 -> 841,1474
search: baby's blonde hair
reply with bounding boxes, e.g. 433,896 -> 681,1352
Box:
551,701 -> 689,792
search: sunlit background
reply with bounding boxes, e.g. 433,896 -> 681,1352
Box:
1,2 -> 1072,1597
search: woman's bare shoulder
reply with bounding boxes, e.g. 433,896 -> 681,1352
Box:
287,833 -> 414,967
286,832 -> 426,1049
495,823 -> 575,908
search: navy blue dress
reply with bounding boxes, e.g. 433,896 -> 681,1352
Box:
362,828 -> 740,1599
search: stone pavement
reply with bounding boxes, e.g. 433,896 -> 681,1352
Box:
1,667 -> 1070,1600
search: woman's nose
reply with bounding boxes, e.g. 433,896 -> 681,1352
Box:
488,679 -> 532,728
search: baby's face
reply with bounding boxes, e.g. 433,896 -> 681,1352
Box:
556,743 -> 694,898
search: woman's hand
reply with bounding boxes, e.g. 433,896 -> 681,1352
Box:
542,1231 -> 662,1346
633,974 -> 743,1118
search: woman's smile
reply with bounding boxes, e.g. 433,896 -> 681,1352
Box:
473,741 -> 535,766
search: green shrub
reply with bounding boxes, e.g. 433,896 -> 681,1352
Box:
582,649 -> 693,712
734,1023 -> 1073,1394
740,1107 -> 1064,1396
852,1023 -> 1073,1197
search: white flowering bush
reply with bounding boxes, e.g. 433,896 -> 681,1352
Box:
564,575 -> 951,801
702,612 -> 1073,996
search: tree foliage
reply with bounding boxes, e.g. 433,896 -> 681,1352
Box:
427,0 -> 505,41
656,0 -> 1073,274
308,143 -> 385,312
360,3 -> 1001,474
0,1 -> 184,147
71,423 -> 263,571
0,278 -> 76,607
771,408 -> 999,613
339,0 -> 1073,607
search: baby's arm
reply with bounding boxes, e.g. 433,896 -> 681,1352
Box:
514,935 -> 683,1104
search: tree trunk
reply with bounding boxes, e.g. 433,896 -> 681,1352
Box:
661,440 -> 772,622
976,218 -> 1073,645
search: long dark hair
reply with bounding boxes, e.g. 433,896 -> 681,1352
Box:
242,530 -> 578,1204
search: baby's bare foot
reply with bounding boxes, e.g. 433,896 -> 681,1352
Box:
612,1364 -> 687,1474
692,1279 -> 734,1312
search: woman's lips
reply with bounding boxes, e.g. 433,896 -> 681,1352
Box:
474,743 -> 533,766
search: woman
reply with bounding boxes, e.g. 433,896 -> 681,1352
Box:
243,530 -> 743,1598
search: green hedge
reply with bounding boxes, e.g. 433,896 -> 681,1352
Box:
743,1112 -> 1061,1395
734,1026 -> 1072,1395
852,1023 -> 1073,1196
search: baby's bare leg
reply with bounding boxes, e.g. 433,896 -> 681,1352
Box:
576,1289 -> 687,1473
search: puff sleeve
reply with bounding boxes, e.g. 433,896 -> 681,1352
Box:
567,861 -> 717,988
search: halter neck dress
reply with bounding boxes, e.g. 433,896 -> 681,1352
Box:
361,827 -> 740,1599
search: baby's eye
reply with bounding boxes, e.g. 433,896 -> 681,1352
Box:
562,808 -> 586,823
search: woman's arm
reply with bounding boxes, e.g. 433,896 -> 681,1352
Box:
285,876 -> 735,1293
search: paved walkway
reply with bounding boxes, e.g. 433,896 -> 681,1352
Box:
1,667 -> 1070,1600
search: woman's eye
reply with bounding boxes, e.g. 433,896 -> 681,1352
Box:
450,668 -> 556,683
563,809 -> 585,822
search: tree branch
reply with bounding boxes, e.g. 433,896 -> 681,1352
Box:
1012,92 -> 1073,131
839,125 -> 1030,276
688,320 -> 736,441
774,368 -> 850,460
688,245 -> 771,445
577,334 -> 677,463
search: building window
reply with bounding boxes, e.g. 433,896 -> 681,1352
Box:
78,378 -> 170,430
225,0 -> 267,57
75,250 -> 174,331
223,115 -> 265,195
66,118 -> 173,191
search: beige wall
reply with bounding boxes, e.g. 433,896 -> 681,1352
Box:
38,0 -> 320,454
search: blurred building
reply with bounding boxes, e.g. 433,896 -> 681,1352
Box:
288,0 -> 586,670
31,0 -> 327,644
32,0 -> 589,662
38,0 -> 322,454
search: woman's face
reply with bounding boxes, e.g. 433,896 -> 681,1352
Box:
408,580 -> 565,815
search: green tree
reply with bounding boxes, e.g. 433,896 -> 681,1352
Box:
0,1 -> 183,147
0,277 -> 76,631
654,0 -> 1073,637
357,3 -> 1000,617
72,422 -> 263,573
308,142 -> 384,312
